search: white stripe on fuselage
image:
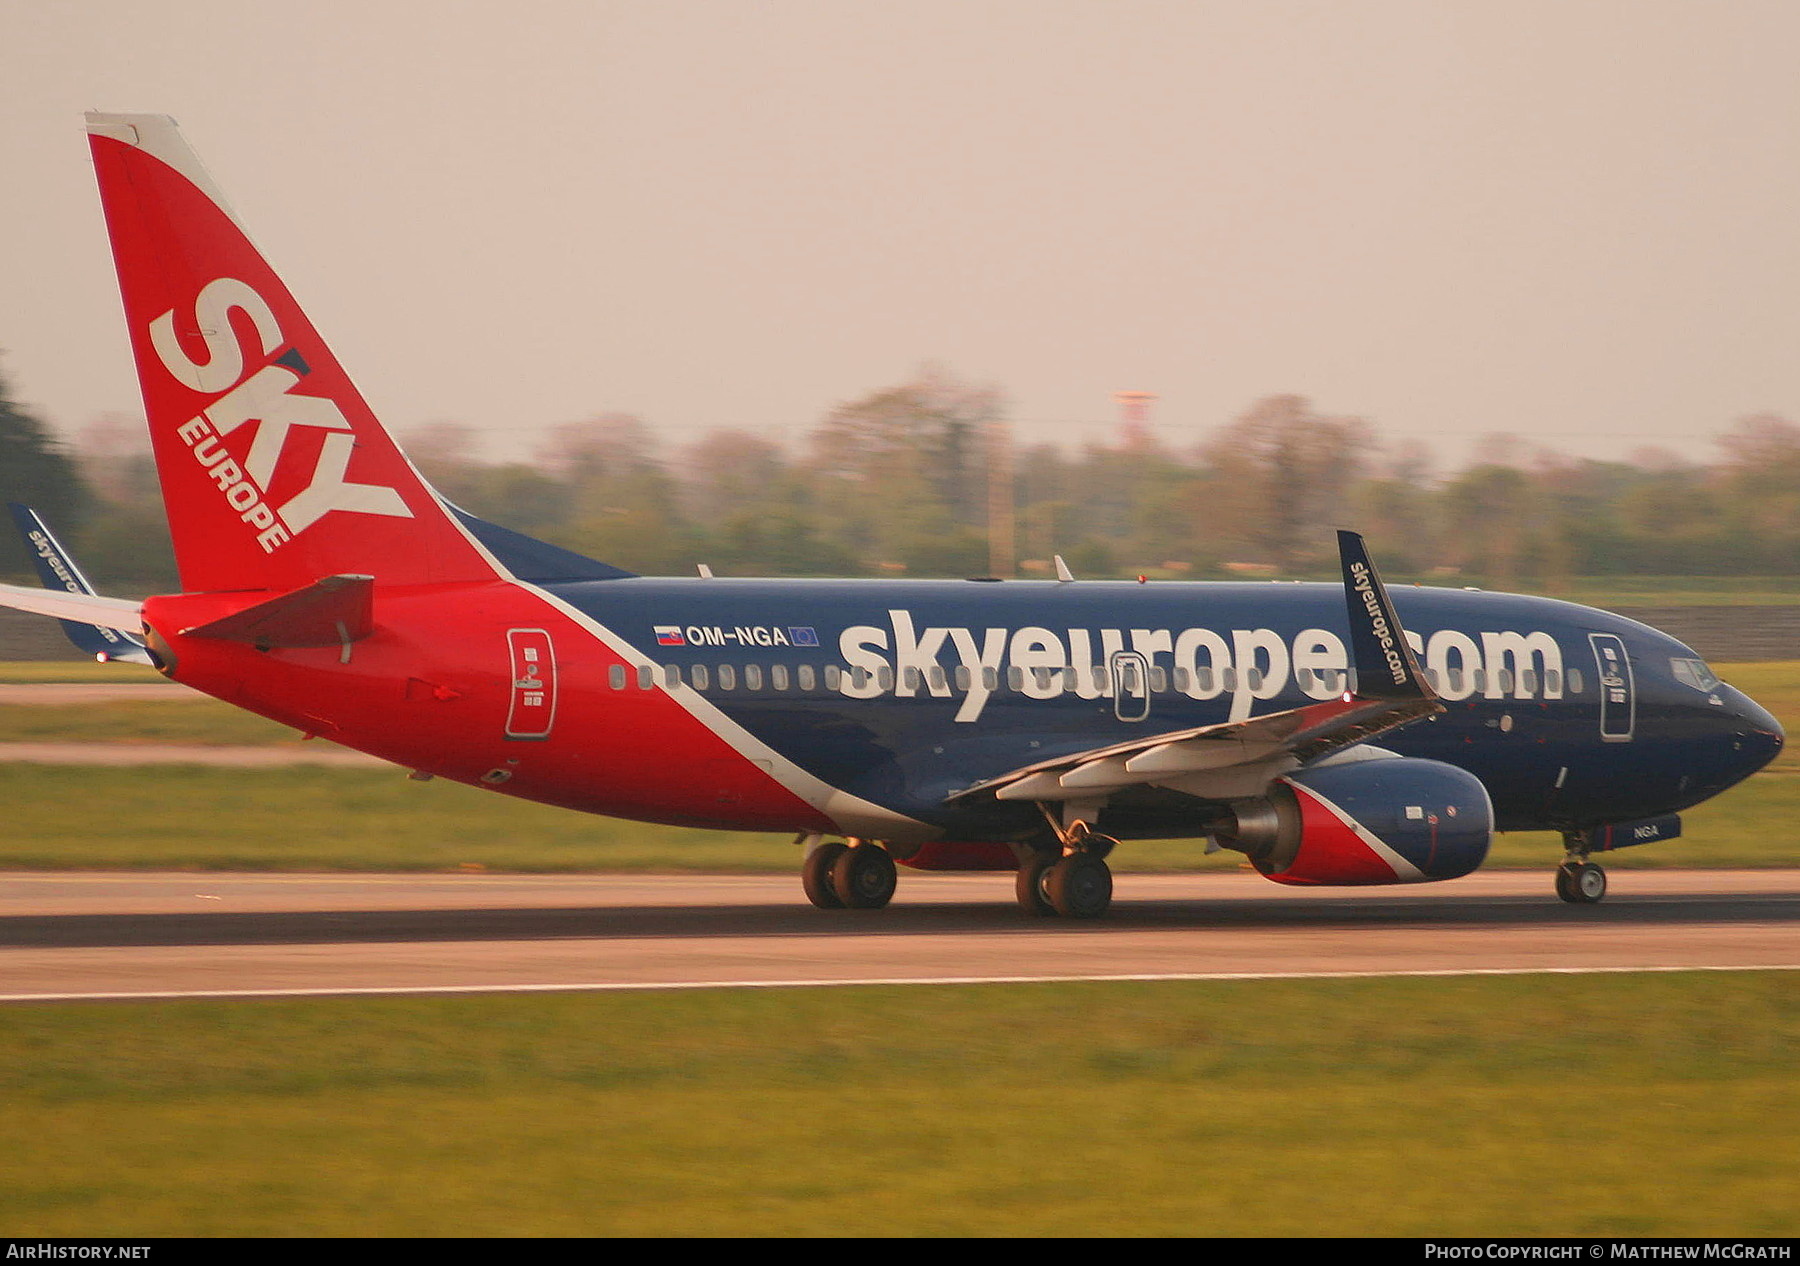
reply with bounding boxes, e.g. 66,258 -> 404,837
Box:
430,508 -> 937,843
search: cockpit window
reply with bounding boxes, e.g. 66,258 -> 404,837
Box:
1670,657 -> 1721,692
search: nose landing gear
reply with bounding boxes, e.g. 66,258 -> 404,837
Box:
1555,861 -> 1608,904
1555,831 -> 1607,904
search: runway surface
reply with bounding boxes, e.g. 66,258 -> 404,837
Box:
2,869 -> 1797,1002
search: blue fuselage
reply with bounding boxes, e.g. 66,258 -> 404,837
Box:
549,577 -> 1782,840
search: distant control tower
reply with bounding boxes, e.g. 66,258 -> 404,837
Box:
1113,390 -> 1158,449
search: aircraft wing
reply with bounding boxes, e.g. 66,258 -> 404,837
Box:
2,504 -> 154,662
0,581 -> 146,633
947,531 -> 1442,807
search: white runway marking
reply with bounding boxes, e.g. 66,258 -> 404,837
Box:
6,961 -> 1797,1004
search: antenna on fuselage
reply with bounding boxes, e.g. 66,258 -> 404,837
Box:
1053,555 -> 1075,583
696,564 -> 715,579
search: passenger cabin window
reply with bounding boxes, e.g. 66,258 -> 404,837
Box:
798,665 -> 816,691
662,664 -> 681,687
1566,668 -> 1584,694
823,665 -> 841,691
608,664 -> 626,690
691,665 -> 710,691
1544,669 -> 1561,694
637,665 -> 655,690
928,666 -> 947,692
770,665 -> 790,691
744,664 -> 763,690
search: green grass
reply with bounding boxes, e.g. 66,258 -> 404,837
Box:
0,660 -> 167,683
1,974 -> 1794,1236
1547,578 -> 1800,607
0,765 -> 794,871
0,699 -> 303,745
0,760 -> 1792,871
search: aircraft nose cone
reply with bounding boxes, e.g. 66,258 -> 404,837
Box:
1722,686 -> 1784,773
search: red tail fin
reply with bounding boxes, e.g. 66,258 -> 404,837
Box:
87,113 -> 499,593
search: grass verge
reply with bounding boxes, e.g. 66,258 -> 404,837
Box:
1,973 -> 1795,1236
0,759 -> 1795,871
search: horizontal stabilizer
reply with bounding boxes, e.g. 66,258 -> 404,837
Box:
0,581 -> 145,634
179,574 -> 374,648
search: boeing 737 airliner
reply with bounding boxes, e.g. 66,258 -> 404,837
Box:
0,114 -> 1782,917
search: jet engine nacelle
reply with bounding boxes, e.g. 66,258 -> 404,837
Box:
1222,756 -> 1493,886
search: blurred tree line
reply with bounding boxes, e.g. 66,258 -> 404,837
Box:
3,355 -> 1798,591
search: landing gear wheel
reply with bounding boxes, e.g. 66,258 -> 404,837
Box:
1045,852 -> 1113,919
832,843 -> 898,909
1015,851 -> 1058,916
803,841 -> 849,909
1556,862 -> 1607,904
1574,862 -> 1607,904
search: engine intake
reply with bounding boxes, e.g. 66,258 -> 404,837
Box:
1221,756 -> 1492,885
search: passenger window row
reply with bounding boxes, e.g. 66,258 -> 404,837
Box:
604,662 -> 1586,697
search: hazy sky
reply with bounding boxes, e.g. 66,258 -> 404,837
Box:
3,0 -> 1797,470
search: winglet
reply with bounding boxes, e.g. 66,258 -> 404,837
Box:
1338,529 -> 1432,701
5,503 -> 156,664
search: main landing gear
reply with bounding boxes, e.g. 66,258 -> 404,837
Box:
801,837 -> 898,910
1555,830 -> 1607,904
1016,818 -> 1117,919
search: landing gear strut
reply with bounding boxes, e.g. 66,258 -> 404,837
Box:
1016,814 -> 1117,919
800,837 -> 897,910
1555,831 -> 1607,904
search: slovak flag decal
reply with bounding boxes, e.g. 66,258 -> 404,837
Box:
654,626 -> 686,646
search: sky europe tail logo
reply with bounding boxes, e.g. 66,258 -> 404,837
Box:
152,276 -> 415,553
